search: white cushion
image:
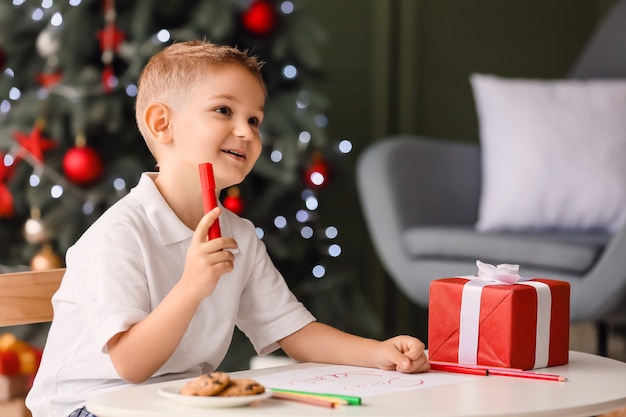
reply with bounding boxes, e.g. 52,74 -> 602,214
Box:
471,74 -> 626,233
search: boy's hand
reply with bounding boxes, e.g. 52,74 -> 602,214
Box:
375,335 -> 430,374
181,207 -> 238,300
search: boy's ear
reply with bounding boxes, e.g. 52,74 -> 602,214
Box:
144,102 -> 172,144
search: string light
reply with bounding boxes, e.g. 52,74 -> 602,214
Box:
298,131 -> 311,144
274,215 -> 287,229
29,174 -> 41,187
82,201 -> 95,215
9,87 -> 21,101
338,139 -> 352,154
308,171 -> 324,187
325,226 -> 338,239
50,12 -> 63,26
328,244 -> 341,257
3,154 -> 15,166
296,91 -> 310,108
156,29 -> 170,43
300,226 -> 313,239
295,210 -> 309,223
50,184 -> 64,198
280,1 -> 294,14
113,178 -> 126,191
125,84 -> 138,97
270,150 -> 282,162
31,8 -> 45,21
282,65 -> 298,80
312,264 -> 325,278
104,75 -> 119,89
305,195 -> 318,210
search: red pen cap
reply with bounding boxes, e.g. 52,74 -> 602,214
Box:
199,162 -> 216,190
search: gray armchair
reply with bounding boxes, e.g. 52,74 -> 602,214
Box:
356,0 -> 626,355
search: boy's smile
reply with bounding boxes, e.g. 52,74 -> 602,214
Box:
221,148 -> 247,161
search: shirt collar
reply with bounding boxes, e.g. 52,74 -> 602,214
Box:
130,172 -> 235,246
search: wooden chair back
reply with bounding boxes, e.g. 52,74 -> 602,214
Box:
0,268 -> 65,327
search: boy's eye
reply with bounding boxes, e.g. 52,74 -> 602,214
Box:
248,117 -> 261,127
216,106 -> 232,116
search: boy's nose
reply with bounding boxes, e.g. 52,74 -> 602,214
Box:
233,119 -> 254,140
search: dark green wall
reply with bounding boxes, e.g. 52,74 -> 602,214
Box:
307,0 -> 614,338
412,0 -> 612,140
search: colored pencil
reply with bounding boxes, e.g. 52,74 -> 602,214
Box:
486,368 -> 567,382
429,362 -> 489,376
271,391 -> 339,408
271,390 -> 348,406
270,388 -> 362,405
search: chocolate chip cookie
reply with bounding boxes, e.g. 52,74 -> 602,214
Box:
216,378 -> 266,397
179,372 -> 231,396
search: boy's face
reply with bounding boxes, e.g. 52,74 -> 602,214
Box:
166,63 -> 265,191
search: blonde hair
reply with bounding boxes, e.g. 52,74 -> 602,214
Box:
135,40 -> 266,154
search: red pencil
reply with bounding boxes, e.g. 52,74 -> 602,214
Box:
487,368 -> 567,382
429,362 -> 489,376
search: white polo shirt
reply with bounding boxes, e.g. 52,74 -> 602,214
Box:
26,173 -> 315,417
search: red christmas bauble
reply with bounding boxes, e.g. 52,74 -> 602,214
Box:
62,146 -> 104,185
0,48 -> 6,70
242,0 -> 277,36
223,187 -> 244,215
0,184 -> 14,218
304,153 -> 331,189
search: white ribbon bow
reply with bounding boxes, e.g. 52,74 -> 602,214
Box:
475,260 -> 523,285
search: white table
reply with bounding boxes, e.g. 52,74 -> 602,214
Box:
86,351 -> 626,417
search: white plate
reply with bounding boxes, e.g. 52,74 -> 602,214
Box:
158,384 -> 273,408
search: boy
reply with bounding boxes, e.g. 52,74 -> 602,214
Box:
26,40 -> 429,417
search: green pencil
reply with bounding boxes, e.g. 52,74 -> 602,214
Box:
270,388 -> 362,405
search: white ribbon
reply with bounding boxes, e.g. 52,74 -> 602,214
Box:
457,261 -> 551,368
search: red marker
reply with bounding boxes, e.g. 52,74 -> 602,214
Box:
199,162 -> 221,240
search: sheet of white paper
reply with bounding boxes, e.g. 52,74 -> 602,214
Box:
254,365 -> 475,397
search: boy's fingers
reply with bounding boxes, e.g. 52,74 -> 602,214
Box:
391,351 -> 412,371
194,207 -> 220,242
392,336 -> 425,360
399,340 -> 422,361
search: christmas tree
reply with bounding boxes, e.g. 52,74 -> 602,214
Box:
0,0 -> 379,351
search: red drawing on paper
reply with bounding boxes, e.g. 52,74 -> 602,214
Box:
277,368 -> 424,392
255,365 -> 472,397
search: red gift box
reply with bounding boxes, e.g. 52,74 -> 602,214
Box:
428,276 -> 570,370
